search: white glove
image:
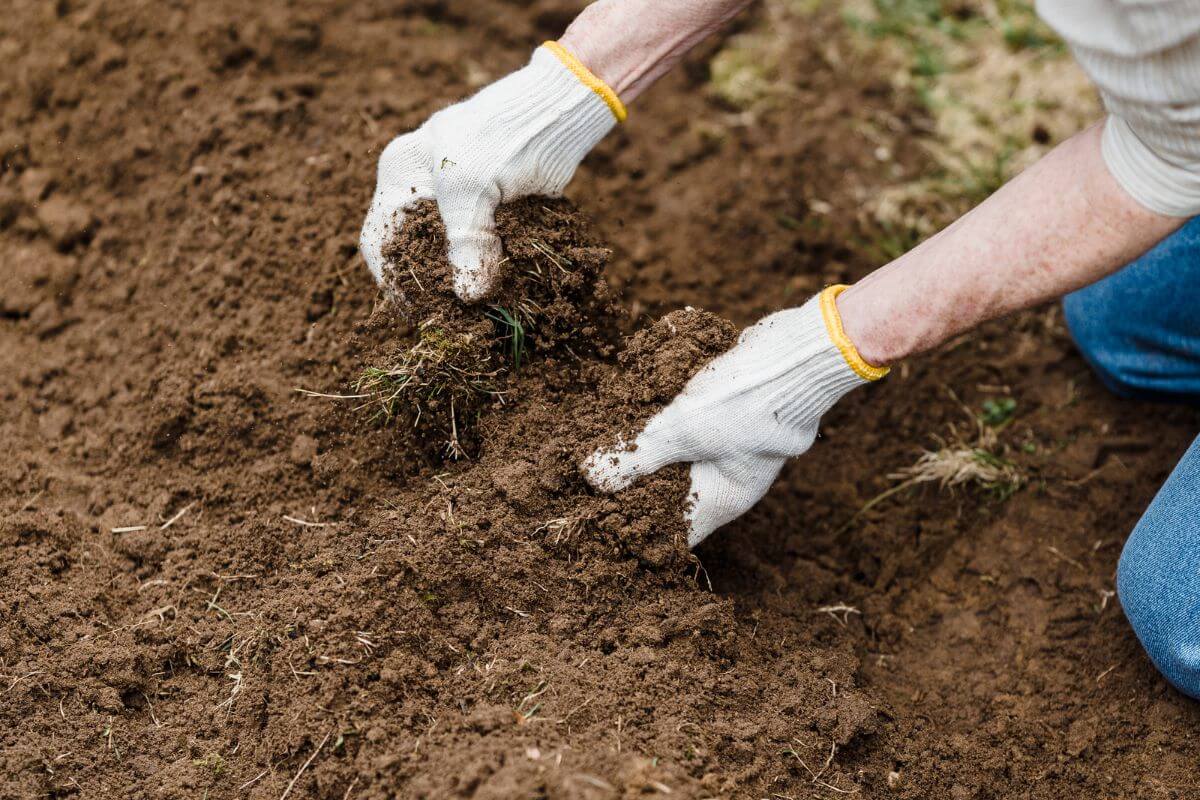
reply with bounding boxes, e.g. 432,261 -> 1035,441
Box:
584,286 -> 889,547
360,42 -> 625,301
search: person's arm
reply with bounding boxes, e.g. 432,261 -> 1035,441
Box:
584,120 -> 1188,547
360,0 -> 751,302
837,121 -> 1184,366
561,0 -> 754,103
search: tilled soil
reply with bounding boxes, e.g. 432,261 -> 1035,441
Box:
3,1 -> 1200,798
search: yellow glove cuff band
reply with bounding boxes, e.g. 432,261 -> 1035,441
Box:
819,285 -> 890,381
542,41 -> 628,123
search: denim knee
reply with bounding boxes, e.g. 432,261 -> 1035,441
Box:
1062,217 -> 1200,402
1116,435 -> 1200,698
1063,288 -> 1146,399
1113,537 -> 1200,700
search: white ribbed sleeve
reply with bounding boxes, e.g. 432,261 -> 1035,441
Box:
1103,115 -> 1200,216
1038,0 -> 1200,216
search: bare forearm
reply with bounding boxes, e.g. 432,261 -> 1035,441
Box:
837,122 -> 1184,365
560,0 -> 754,103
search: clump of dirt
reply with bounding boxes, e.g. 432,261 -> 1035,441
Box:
380,197 -> 620,354
368,195 -> 738,566
358,198 -> 622,458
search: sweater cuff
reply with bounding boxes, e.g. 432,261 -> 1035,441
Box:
1102,115 -> 1200,218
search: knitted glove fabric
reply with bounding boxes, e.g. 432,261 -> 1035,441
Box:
584,286 -> 888,547
360,42 -> 624,301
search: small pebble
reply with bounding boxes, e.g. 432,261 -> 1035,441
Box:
290,434 -> 318,465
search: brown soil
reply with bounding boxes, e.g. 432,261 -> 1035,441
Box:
361,198 -> 625,460
3,2 -> 1199,799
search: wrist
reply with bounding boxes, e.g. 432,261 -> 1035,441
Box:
556,29 -> 635,100
733,289 -> 885,432
557,31 -> 704,104
558,1 -> 754,104
820,285 -> 891,379
832,283 -> 913,368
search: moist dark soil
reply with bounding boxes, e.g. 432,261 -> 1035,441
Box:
360,198 -> 626,460
3,2 -> 1200,799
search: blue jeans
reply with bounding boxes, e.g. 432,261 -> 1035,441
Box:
1064,217 -> 1200,698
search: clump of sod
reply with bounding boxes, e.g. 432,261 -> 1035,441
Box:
353,198 -> 619,459
355,320 -> 504,459
354,300 -> 541,459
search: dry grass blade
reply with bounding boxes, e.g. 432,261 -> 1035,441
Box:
280,731 -> 331,800
892,444 -> 1022,491
356,323 -> 505,457
528,238 -> 573,274
841,399 -> 1025,534
890,399 -> 1023,499
534,516 -> 586,544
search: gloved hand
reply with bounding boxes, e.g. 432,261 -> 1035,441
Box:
360,42 -> 625,301
584,286 -> 889,547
